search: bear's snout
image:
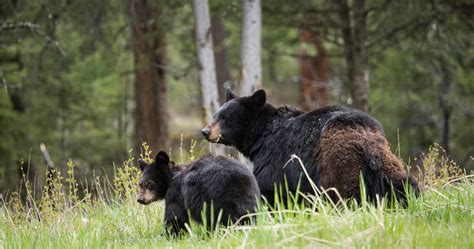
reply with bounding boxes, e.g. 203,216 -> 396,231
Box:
201,127 -> 210,138
202,122 -> 221,142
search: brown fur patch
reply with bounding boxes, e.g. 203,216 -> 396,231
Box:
317,124 -> 407,201
206,122 -> 222,141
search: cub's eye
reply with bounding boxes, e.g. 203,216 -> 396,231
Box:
145,181 -> 154,188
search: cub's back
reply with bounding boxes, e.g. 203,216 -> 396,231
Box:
182,155 -> 260,224
184,155 -> 258,198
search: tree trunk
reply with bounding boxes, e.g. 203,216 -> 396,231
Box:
211,16 -> 231,103
240,0 -> 262,95
352,0 -> 369,112
129,0 -> 169,153
336,0 -> 369,112
193,0 -> 224,155
299,28 -> 331,111
192,0 -> 220,124
58,86 -> 69,173
436,58 -> 451,155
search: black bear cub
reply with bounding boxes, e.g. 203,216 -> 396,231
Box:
137,151 -> 260,235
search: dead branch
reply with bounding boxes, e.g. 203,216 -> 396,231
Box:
40,143 -> 55,169
0,22 -> 40,32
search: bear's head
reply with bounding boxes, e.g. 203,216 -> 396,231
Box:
201,88 -> 266,146
137,151 -> 172,205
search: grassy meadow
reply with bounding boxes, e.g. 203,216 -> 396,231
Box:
0,144 -> 472,248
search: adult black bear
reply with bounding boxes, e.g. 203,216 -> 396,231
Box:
137,151 -> 260,235
202,88 -> 419,206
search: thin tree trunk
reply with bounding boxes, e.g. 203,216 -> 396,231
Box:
436,58 -> 451,155
240,0 -> 262,95
299,28 -> 331,111
336,0 -> 369,112
442,110 -> 450,155
337,0 -> 355,103
129,0 -> 169,153
352,0 -> 369,112
192,0 -> 220,123
58,86 -> 68,174
193,0 -> 224,155
211,16 -> 231,103
8,90 -> 26,112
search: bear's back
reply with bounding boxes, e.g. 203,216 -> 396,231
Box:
267,105 -> 383,149
252,105 -> 386,200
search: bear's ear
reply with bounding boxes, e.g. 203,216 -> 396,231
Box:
225,88 -> 237,102
137,158 -> 148,171
155,151 -> 170,171
247,89 -> 266,108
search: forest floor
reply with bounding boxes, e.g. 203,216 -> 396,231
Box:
1,147 -> 473,248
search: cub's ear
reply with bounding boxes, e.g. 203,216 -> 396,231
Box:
137,158 -> 148,171
247,89 -> 266,108
155,151 -> 170,167
225,88 -> 237,102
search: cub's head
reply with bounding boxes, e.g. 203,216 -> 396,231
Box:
137,151 -> 172,205
201,88 -> 267,146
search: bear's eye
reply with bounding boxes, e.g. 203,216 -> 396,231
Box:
219,113 -> 226,119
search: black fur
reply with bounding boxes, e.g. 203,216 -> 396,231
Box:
205,89 -> 419,206
360,154 -> 420,206
138,152 -> 260,235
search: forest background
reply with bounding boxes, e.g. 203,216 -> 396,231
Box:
1,0 -> 473,193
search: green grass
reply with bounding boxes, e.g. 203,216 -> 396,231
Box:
1,143 -> 473,248
1,180 -> 473,248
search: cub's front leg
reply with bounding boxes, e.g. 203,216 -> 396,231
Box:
164,202 -> 189,237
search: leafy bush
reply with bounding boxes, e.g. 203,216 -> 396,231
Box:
417,143 -> 465,188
